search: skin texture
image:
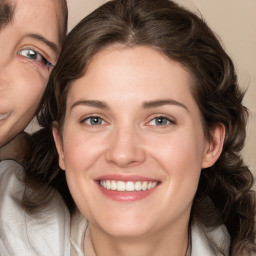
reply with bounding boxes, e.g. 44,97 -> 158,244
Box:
53,46 -> 225,256
0,0 -> 63,147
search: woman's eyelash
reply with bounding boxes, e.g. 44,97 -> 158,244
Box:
18,49 -> 54,69
41,55 -> 54,68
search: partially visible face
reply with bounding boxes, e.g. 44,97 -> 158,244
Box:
0,0 -> 63,146
54,46 -> 220,241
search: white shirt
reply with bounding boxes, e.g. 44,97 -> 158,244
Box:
0,160 -> 70,256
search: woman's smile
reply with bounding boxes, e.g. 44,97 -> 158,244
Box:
99,180 -> 158,192
95,175 -> 160,201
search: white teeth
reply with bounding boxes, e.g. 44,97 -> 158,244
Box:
106,180 -> 111,189
117,181 -> 125,191
142,181 -> 147,191
100,180 -> 158,192
126,181 -> 134,191
135,181 -> 142,191
111,180 -> 117,190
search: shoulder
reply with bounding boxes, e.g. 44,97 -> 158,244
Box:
0,159 -> 23,176
190,222 -> 230,256
0,160 -> 71,256
0,160 -> 24,199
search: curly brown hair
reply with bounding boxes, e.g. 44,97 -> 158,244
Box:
23,0 -> 255,255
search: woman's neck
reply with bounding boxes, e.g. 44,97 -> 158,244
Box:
88,221 -> 189,256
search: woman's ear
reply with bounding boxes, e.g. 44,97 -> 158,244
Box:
201,123 -> 225,169
52,123 -> 65,170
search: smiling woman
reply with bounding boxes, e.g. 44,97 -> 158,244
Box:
53,46 -> 218,246
0,0 -> 69,255
19,0 -> 255,255
0,0 -> 67,147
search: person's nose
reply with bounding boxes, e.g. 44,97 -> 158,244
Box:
105,125 -> 146,168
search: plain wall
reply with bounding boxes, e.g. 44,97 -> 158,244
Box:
67,0 -> 256,186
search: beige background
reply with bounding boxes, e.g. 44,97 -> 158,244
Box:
66,0 -> 256,186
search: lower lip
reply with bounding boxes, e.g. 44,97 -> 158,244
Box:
97,183 -> 158,202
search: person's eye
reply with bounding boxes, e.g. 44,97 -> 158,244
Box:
82,116 -> 106,126
18,49 -> 54,70
147,116 -> 175,126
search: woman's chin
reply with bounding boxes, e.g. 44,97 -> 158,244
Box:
91,217 -> 154,239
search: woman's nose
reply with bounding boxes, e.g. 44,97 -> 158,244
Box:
105,126 -> 146,168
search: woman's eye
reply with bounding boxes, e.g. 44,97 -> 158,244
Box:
148,116 -> 175,126
83,116 -> 106,126
18,49 -> 54,70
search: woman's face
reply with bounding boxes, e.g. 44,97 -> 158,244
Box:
54,46 -> 223,240
0,0 -> 63,146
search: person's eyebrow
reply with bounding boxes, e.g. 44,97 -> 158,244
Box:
143,99 -> 188,112
71,100 -> 109,110
0,1 -> 15,30
26,33 -> 59,54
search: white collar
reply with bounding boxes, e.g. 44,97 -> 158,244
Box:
70,212 -> 230,256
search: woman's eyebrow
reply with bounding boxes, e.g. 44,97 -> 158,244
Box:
142,99 -> 188,112
0,2 -> 15,31
71,99 -> 188,111
25,33 -> 59,54
71,100 -> 109,110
